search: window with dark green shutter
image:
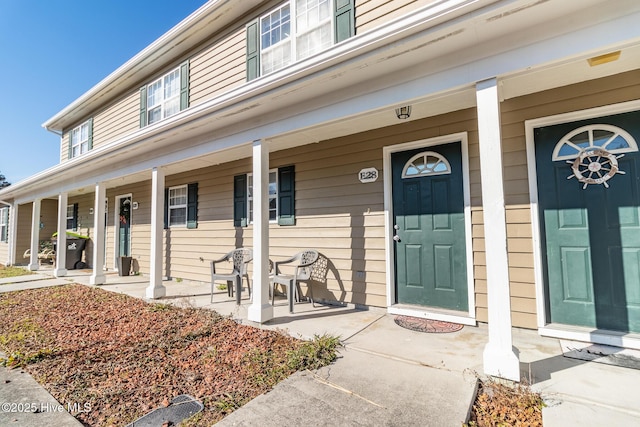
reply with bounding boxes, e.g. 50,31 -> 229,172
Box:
140,59 -> 189,128
66,203 -> 78,230
234,166 -> 295,226
246,0 -> 355,80
165,183 -> 197,228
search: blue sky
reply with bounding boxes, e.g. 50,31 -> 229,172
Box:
0,0 -> 206,184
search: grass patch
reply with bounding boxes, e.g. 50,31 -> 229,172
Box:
0,265 -> 34,279
0,285 -> 340,426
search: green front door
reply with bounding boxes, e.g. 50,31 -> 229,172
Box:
535,110 -> 640,333
392,142 -> 468,311
118,196 -> 131,257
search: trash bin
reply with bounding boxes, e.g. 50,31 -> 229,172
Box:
118,256 -> 132,276
64,238 -> 88,270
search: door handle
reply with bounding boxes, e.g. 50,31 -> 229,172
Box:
393,235 -> 401,242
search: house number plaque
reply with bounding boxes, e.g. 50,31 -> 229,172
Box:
358,167 -> 379,183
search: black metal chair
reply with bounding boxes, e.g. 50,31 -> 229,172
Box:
210,248 -> 252,304
271,249 -> 319,313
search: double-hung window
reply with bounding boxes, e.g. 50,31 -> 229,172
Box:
164,183 -> 198,229
140,61 -> 190,127
66,204 -> 78,231
247,0 -> 355,80
68,119 -> 93,159
0,207 -> 8,242
168,185 -> 188,227
234,165 -> 295,226
147,67 -> 180,125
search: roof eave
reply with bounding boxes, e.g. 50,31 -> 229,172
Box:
41,0 -> 262,133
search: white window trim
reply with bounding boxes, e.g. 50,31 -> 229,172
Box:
551,123 -> 639,161
66,204 -> 74,230
248,169 -> 278,224
69,120 -> 90,158
168,185 -> 188,227
401,151 -> 452,178
260,0 -> 334,76
0,207 -> 7,242
147,66 -> 181,125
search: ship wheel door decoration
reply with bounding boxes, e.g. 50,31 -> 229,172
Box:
551,124 -> 638,190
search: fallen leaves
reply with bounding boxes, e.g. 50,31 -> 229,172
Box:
0,284 -> 316,426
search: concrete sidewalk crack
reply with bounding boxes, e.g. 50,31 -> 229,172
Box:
306,370 -> 386,408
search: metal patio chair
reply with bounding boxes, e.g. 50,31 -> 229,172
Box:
271,249 -> 319,313
210,247 -> 252,304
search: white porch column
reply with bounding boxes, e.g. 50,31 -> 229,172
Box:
248,139 -> 274,323
146,167 -> 166,299
28,199 -> 41,271
55,193 -> 68,277
476,78 -> 520,382
90,184 -> 106,285
7,204 -> 17,266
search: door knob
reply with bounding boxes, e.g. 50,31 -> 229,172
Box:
393,235 -> 401,242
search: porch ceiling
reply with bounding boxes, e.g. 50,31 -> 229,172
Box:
5,0 -> 640,203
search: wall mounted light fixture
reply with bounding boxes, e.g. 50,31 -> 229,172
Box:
395,105 -> 412,119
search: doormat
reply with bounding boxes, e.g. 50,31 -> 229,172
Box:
126,394 -> 203,426
561,340 -> 640,370
394,315 -> 464,333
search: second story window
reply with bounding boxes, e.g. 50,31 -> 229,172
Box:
68,119 -> 93,159
247,0 -> 355,80
140,61 -> 190,128
147,68 -> 180,125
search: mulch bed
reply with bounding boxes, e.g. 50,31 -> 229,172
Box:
0,285 -> 308,426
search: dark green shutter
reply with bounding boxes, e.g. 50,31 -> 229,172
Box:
334,0 -> 355,43
234,174 -> 248,227
87,117 -> 93,150
139,86 -> 147,128
1,207 -> 8,242
164,188 -> 169,229
180,60 -> 190,111
72,203 -> 79,230
187,183 -> 198,229
246,20 -> 260,81
278,165 -> 295,226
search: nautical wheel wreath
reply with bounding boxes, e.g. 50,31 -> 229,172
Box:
567,148 -> 626,189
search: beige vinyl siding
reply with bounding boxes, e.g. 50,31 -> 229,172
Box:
106,182 -> 152,273
14,200 -> 57,265
151,108 -> 478,308
190,27 -> 246,107
356,0 -> 438,33
60,133 -> 70,163
92,92 -> 140,151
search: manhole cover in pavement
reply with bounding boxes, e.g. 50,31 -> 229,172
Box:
126,394 -> 203,426
394,315 -> 464,333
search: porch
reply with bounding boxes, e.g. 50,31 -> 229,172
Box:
4,267 -> 639,425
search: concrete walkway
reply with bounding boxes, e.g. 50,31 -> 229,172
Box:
1,269 -> 640,426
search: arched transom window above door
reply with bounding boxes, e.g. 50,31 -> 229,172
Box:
402,151 -> 452,178
552,124 -> 638,161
